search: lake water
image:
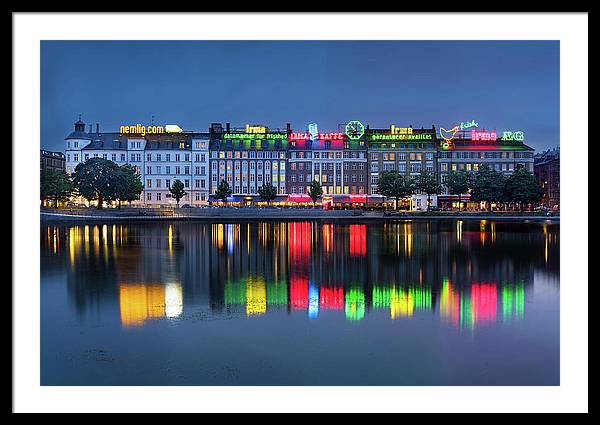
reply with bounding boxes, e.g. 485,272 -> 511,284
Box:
40,219 -> 559,385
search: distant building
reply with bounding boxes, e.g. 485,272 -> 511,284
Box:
534,147 -> 560,210
40,149 -> 65,174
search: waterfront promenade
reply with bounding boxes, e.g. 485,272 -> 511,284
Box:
40,207 -> 560,222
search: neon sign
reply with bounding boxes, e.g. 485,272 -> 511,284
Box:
223,133 -> 286,140
471,130 -> 497,141
245,125 -> 267,133
119,124 -> 165,136
439,126 -> 459,149
165,124 -> 183,133
308,123 -> 319,140
345,120 -> 364,140
289,132 -> 344,141
460,120 -> 479,130
390,125 -> 413,135
501,131 -> 524,141
370,133 -> 433,141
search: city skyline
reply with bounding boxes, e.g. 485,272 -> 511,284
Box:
41,40 -> 560,153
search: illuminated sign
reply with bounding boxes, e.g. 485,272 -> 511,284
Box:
289,132 -> 344,141
119,124 -> 165,136
471,130 -> 497,141
223,133 -> 286,140
439,126 -> 459,149
390,125 -> 413,135
501,131 -> 524,141
345,120 -> 365,140
245,125 -> 267,133
370,133 -> 433,141
308,123 -> 319,140
165,125 -> 183,133
460,120 -> 479,130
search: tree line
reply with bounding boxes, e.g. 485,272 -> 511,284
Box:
376,165 -> 544,211
42,158 -> 149,209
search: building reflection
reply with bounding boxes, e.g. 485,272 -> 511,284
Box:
43,219 -> 558,330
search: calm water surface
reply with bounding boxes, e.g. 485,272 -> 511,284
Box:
41,219 -> 559,385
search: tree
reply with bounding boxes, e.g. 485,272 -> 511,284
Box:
470,165 -> 506,212
504,167 -> 544,211
41,169 -> 73,208
307,180 -> 323,207
257,181 -> 277,205
169,179 -> 187,206
214,179 -> 232,205
417,170 -> 442,211
377,171 -> 416,210
71,158 -> 120,209
445,169 -> 471,211
113,164 -> 144,209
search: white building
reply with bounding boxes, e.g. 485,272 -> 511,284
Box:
64,119 -> 210,207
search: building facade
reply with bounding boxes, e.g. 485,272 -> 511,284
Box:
534,147 -> 560,210
64,119 -> 210,206
287,126 -> 368,204
208,123 -> 288,201
41,149 -> 66,174
62,118 -> 543,209
436,125 -> 535,209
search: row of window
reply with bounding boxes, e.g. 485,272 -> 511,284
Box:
146,179 -> 209,189
289,185 -> 366,195
371,162 -> 434,173
145,165 -> 207,176
439,162 -> 532,172
211,184 -> 287,195
213,151 -> 286,159
145,192 -> 208,202
371,152 -> 434,161
438,151 -> 533,159
289,162 -> 365,171
289,174 -> 365,183
291,151 -> 366,160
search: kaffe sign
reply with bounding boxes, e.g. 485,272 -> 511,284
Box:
289,132 -> 344,141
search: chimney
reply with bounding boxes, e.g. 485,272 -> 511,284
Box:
286,123 -> 291,133
96,123 -> 99,133
226,122 -> 230,132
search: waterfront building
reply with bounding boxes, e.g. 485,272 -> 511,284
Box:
366,125 -> 438,209
534,147 -> 560,210
64,118 -> 210,206
436,124 -> 535,209
41,149 -> 66,174
287,124 -> 368,207
208,123 -> 289,203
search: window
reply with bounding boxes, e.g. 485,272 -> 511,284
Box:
146,192 -> 152,201
185,179 -> 190,188
112,154 -> 117,161
157,193 -> 162,201
146,179 -> 152,188
156,179 -> 162,188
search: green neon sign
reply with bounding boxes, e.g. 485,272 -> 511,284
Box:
345,120 -> 365,140
501,131 -> 524,142
370,133 -> 433,141
223,133 -> 287,140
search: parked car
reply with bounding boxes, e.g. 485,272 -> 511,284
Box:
180,204 -> 192,208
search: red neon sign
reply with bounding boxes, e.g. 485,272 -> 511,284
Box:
471,130 -> 497,141
289,132 -> 344,141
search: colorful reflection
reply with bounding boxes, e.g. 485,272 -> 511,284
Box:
246,276 -> 266,316
308,283 -> 319,319
373,286 -> 432,319
345,287 -> 365,321
502,281 -> 525,321
290,276 -> 309,310
119,283 -> 183,328
349,224 -> 366,256
320,286 -> 344,310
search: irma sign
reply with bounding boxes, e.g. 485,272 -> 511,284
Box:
370,125 -> 433,141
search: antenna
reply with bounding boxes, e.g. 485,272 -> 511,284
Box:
151,114 -> 155,125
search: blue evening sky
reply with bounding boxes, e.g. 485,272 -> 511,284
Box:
41,40 -> 559,153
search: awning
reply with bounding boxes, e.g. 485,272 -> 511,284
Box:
287,194 -> 313,203
367,195 -> 385,204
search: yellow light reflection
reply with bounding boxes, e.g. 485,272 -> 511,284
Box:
390,288 -> 414,319
119,283 -> 166,328
168,224 -> 173,255
456,220 -> 463,243
246,276 -> 266,316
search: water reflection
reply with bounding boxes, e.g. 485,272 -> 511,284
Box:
42,219 -> 559,330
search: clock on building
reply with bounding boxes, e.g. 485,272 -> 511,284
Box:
345,120 -> 364,140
